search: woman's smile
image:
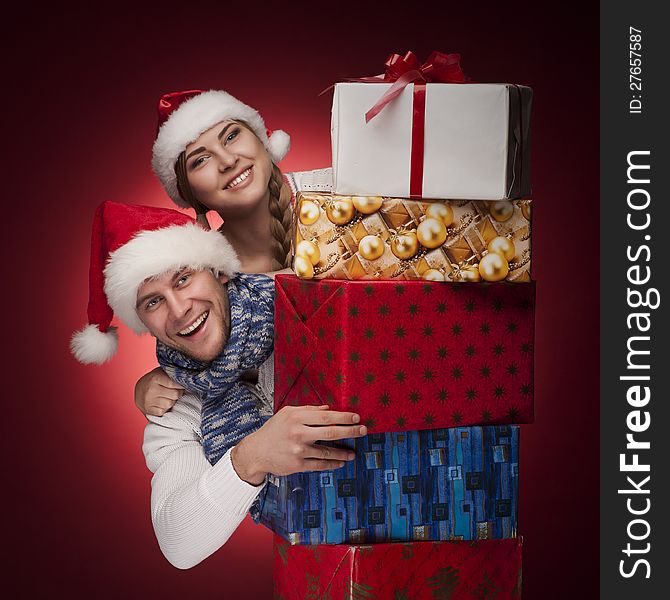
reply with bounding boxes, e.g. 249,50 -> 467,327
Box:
225,166 -> 253,190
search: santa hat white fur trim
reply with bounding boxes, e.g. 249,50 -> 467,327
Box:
70,324 -> 119,365
152,90 -> 290,207
104,223 -> 241,335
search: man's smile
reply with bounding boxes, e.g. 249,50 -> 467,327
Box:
177,311 -> 209,337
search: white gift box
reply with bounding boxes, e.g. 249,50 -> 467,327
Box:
331,82 -> 532,200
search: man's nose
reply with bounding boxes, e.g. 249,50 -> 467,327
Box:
167,293 -> 192,323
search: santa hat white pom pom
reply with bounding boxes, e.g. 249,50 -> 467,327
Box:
70,324 -> 119,365
267,129 -> 290,163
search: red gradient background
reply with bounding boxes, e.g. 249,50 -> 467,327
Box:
6,2 -> 598,598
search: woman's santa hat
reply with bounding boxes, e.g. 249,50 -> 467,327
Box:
152,89 -> 291,207
70,200 -> 241,365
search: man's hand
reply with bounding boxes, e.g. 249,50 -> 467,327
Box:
135,367 -> 185,417
231,405 -> 367,485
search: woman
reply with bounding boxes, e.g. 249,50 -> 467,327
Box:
138,89 -> 331,415
138,89 -> 351,569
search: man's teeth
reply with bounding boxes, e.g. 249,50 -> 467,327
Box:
226,167 -> 251,189
178,312 -> 208,336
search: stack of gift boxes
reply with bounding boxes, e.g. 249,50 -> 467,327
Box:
260,53 -> 534,599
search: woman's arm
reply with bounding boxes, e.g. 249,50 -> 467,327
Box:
261,267 -> 292,279
143,395 -> 263,569
135,366 -> 184,417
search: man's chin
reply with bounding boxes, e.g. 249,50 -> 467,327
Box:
172,337 -> 226,364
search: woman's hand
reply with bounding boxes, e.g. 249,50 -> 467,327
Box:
231,405 -> 367,485
135,367 -> 185,417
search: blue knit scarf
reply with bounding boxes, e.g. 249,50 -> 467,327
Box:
155,273 -> 275,518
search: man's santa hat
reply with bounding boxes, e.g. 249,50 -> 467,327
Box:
70,201 -> 240,365
151,89 -> 291,207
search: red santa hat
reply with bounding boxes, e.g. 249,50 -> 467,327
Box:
151,89 -> 291,208
70,200 -> 241,365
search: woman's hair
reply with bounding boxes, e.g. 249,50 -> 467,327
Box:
174,124 -> 293,271
267,163 -> 293,270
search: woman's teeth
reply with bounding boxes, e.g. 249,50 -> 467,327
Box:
226,167 -> 252,189
178,311 -> 208,336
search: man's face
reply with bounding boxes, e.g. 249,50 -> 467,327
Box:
136,269 -> 230,362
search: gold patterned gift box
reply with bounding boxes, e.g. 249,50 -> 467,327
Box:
293,193 -> 532,282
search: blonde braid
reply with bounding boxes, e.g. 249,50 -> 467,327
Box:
267,164 -> 293,270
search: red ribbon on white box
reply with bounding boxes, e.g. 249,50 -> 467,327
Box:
347,51 -> 468,198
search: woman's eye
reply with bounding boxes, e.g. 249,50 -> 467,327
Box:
225,128 -> 240,144
191,155 -> 208,169
177,273 -> 191,286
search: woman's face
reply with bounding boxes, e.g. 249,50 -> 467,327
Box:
184,120 -> 273,216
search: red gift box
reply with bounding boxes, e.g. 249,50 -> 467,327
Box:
274,275 -> 534,432
273,534 -> 523,599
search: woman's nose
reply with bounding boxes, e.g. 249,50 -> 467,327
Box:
216,146 -> 237,171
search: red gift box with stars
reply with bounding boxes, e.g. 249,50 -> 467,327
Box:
274,275 -> 534,432
273,534 -> 523,599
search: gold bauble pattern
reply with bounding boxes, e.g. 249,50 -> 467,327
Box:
358,235 -> 385,261
489,201 -> 515,222
390,232 -> 419,260
457,266 -> 482,282
299,200 -> 320,225
422,269 -> 445,282
352,196 -> 383,214
425,203 -> 454,227
294,255 -> 314,279
416,218 -> 448,249
487,236 -> 516,261
478,252 -> 509,282
295,240 -> 321,266
521,201 -> 531,221
325,198 -> 355,225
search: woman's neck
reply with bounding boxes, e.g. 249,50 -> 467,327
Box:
217,195 -> 274,273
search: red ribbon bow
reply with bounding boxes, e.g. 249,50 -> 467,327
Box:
362,51 -> 467,122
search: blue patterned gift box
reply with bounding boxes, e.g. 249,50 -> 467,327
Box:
259,425 -> 518,545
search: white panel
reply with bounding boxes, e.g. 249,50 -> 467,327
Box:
423,84 -> 509,199
332,83 -> 412,197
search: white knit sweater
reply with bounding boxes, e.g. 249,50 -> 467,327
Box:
143,358 -> 274,569
142,168 -> 332,569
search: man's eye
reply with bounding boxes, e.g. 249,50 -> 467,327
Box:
145,297 -> 160,310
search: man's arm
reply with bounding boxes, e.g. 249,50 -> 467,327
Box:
142,394 -> 263,569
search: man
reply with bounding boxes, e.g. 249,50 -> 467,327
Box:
71,201 -> 366,568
